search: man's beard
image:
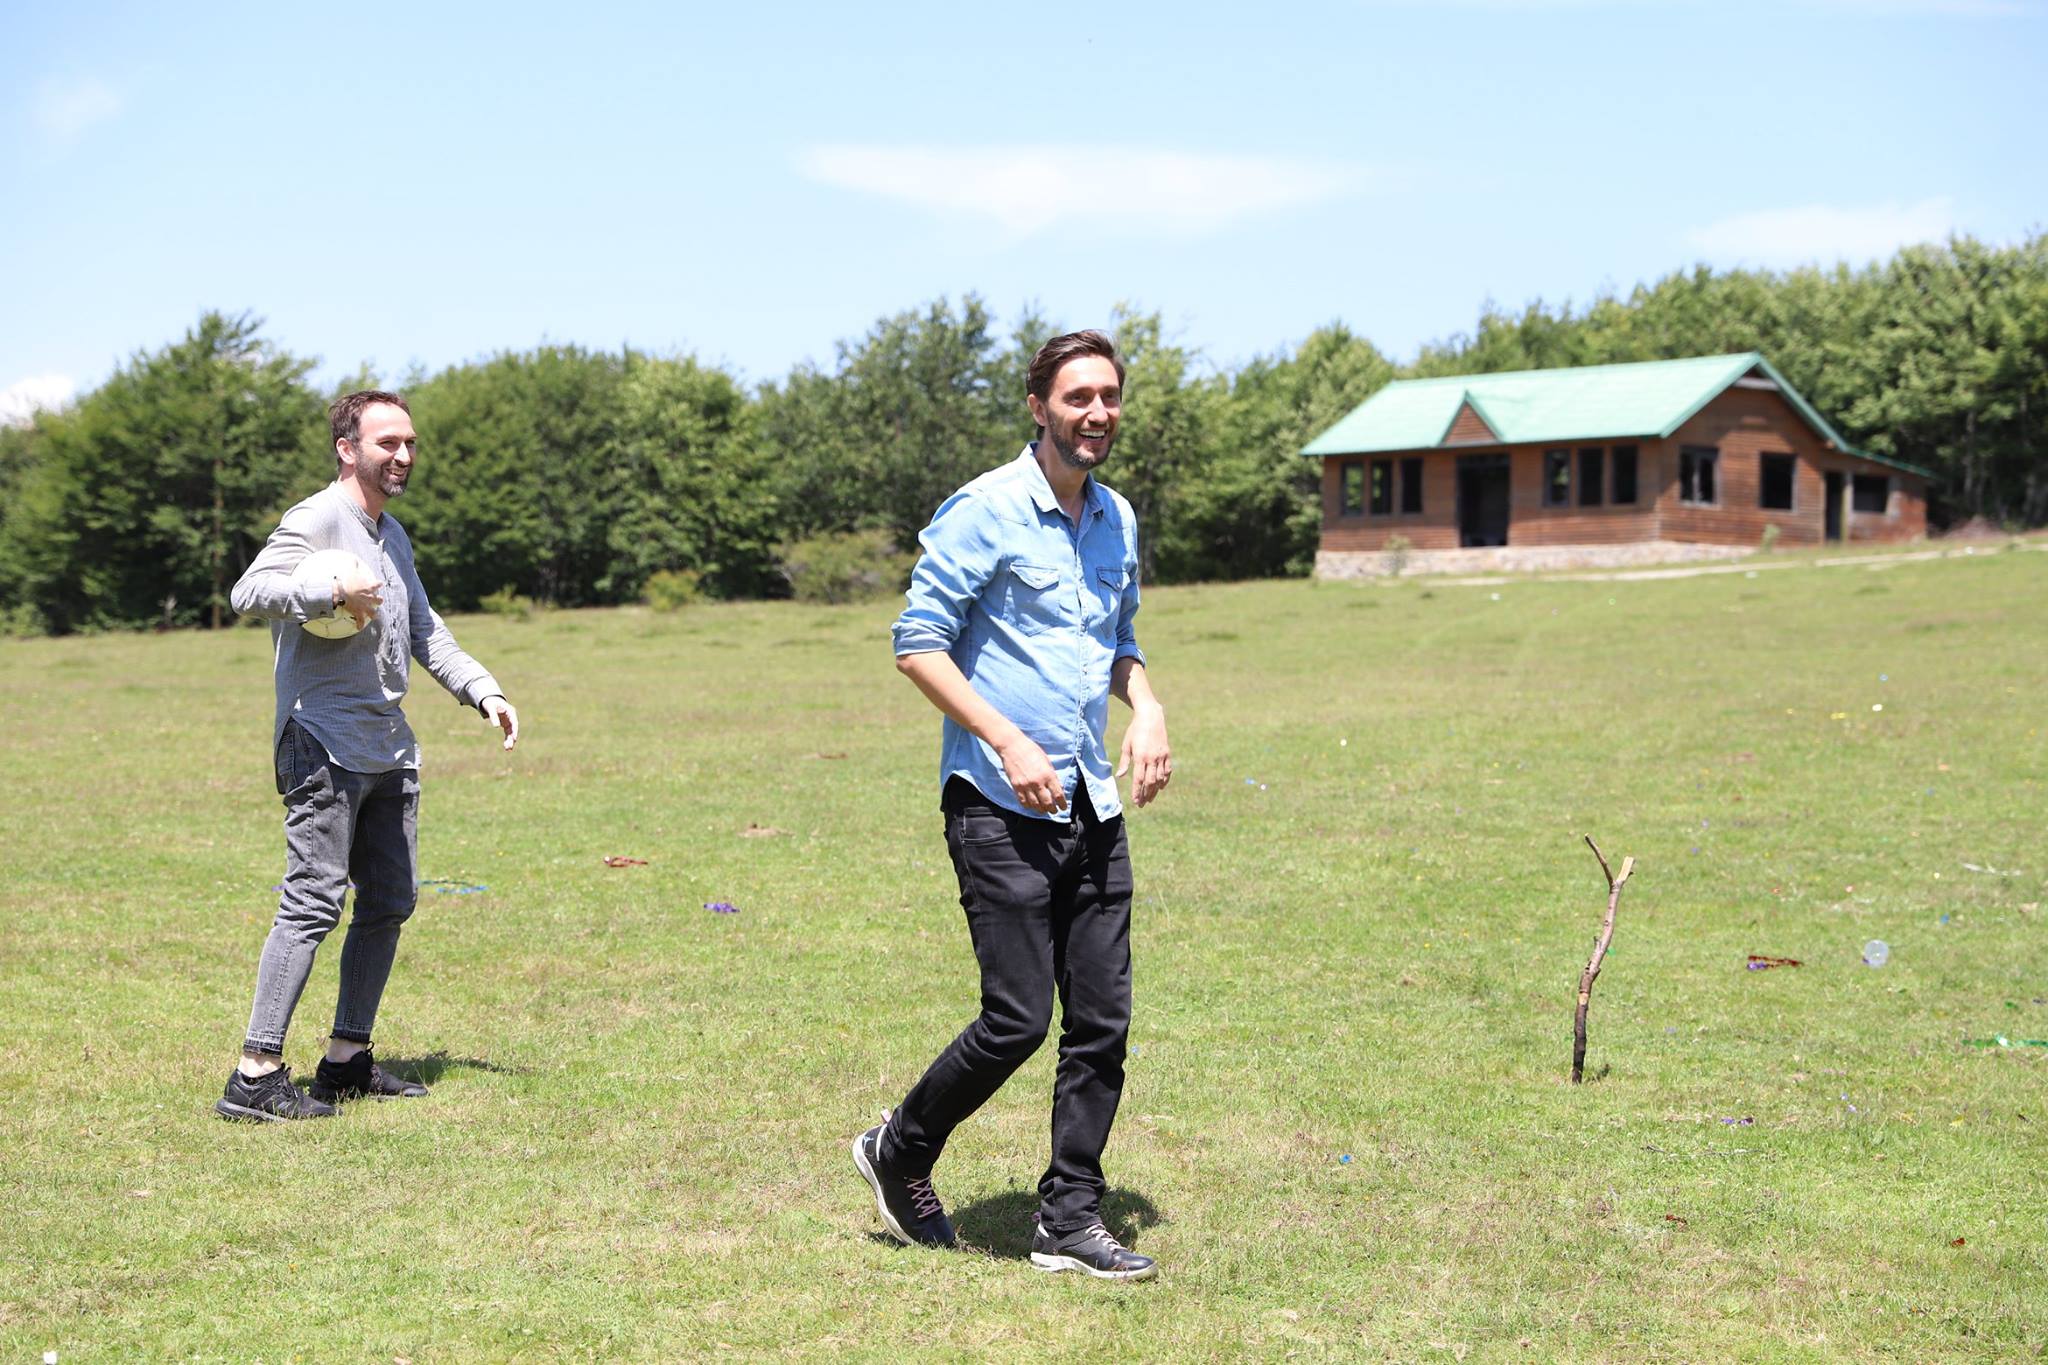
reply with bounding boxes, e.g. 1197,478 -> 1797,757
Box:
358,462 -> 407,499
1047,417 -> 1113,471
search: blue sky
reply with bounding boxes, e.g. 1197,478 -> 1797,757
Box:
4,0 -> 2043,422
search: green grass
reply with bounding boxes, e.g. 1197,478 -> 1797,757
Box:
2,546 -> 2044,1361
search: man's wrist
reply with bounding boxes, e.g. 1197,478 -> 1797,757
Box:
989,723 -> 1030,757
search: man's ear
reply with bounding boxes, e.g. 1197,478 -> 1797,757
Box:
335,437 -> 354,473
1026,394 -> 1048,428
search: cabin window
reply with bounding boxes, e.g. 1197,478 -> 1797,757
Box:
1852,473 -> 1890,514
1760,453 -> 1796,511
1400,457 -> 1424,514
1370,459 -> 1394,515
1544,450 -> 1571,507
1341,461 -> 1364,515
1680,446 -> 1719,506
1611,445 -> 1638,504
1578,448 -> 1605,507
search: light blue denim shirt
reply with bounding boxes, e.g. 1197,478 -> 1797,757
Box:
892,445 -> 1147,822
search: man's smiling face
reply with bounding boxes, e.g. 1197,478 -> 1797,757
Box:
344,402 -> 417,500
1031,356 -> 1121,472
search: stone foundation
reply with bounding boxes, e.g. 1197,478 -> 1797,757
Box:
1316,541 -> 1756,580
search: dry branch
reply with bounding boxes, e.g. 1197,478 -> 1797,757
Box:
1572,835 -> 1635,1084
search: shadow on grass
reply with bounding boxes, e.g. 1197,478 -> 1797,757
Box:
952,1186 -> 1163,1260
377,1051 -> 529,1085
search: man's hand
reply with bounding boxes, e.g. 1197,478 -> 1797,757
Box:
480,695 -> 519,751
335,562 -> 383,629
997,732 -> 1067,814
1116,704 -> 1172,807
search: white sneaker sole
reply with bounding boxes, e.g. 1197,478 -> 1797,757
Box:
850,1132 -> 913,1245
1029,1250 -> 1158,1282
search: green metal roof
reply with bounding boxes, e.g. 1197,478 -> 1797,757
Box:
1300,352 -> 1931,478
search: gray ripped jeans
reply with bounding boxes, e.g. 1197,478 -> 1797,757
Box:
242,720 -> 420,1055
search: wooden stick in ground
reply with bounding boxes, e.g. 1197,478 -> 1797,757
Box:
1572,836 -> 1635,1084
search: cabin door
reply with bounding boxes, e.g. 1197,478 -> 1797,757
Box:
1824,472 -> 1844,541
1457,454 -> 1511,547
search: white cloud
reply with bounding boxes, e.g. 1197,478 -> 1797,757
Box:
1362,0 -> 2037,10
1804,0 -> 2036,13
1684,198 -> 1957,267
797,144 -> 1367,241
32,76 -> 123,149
0,374 -> 76,427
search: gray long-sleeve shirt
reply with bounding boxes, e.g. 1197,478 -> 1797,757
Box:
231,482 -> 502,773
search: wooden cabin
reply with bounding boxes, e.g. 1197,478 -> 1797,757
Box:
1303,353 -> 1929,577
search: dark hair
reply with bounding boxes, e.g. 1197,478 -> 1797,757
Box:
330,389 -> 410,448
1025,330 -> 1124,431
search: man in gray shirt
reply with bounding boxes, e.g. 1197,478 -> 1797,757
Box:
216,390 -> 518,1122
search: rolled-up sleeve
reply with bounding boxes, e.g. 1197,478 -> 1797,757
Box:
1114,534 -> 1145,668
1113,580 -> 1145,667
892,493 -> 1001,657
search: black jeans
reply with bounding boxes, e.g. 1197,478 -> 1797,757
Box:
880,778 -> 1134,1233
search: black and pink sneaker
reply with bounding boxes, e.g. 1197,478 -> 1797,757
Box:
851,1121 -> 956,1248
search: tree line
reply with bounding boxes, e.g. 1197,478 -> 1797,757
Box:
2,233 -> 2042,634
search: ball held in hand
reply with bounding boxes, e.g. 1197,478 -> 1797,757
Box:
297,548 -> 376,638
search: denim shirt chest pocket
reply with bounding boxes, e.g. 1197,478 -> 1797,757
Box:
1000,559 -> 1067,635
1087,564 -> 1129,637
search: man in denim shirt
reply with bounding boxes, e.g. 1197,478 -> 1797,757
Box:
852,331 -> 1172,1281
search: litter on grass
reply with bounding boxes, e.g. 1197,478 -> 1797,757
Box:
603,855 -> 648,868
1964,1037 -> 2048,1048
418,879 -> 486,895
1863,939 -> 1890,968
704,901 -> 740,914
1718,1116 -> 1754,1126
1747,954 -> 1802,971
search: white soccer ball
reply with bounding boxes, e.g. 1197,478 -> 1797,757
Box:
296,548 -> 375,639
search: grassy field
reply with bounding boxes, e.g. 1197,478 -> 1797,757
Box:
2,543 -> 2044,1362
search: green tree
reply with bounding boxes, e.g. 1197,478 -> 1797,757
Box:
757,296 -> 1024,549
401,346 -> 628,609
607,353 -> 781,600
0,312 -> 325,633
1211,325 -> 1397,578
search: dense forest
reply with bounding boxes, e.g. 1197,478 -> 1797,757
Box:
2,234 -> 2042,634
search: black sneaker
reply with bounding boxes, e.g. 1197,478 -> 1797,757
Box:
309,1049 -> 428,1105
851,1122 -> 956,1247
1030,1221 -> 1157,1281
215,1066 -> 336,1123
